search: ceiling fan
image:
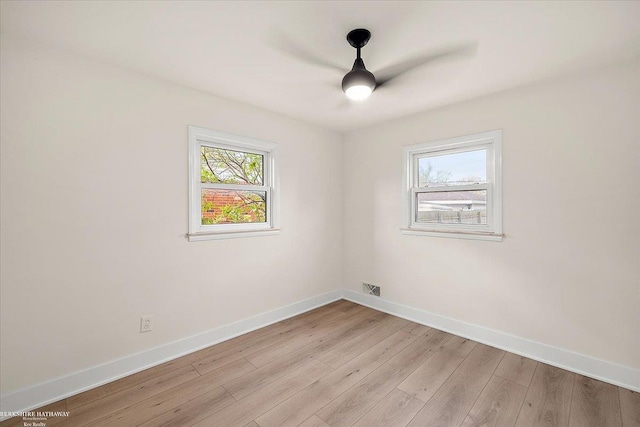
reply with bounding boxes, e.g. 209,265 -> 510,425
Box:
341,29 -> 377,101
270,28 -> 477,102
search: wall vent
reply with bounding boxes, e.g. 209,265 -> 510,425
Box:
363,283 -> 381,297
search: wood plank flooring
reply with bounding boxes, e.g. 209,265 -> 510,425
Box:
1,300 -> 637,427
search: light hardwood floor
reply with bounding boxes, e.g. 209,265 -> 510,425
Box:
1,300 -> 638,427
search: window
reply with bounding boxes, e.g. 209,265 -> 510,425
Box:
188,126 -> 279,241
402,130 -> 503,241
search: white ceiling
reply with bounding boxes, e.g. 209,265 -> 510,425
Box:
1,1 -> 639,132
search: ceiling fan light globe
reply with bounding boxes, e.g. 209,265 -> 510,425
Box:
342,68 -> 376,101
345,85 -> 373,101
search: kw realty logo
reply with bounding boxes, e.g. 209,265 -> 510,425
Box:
0,411 -> 70,426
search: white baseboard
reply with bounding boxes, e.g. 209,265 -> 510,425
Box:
0,290 -> 343,416
2,288 -> 637,419
343,290 -> 640,392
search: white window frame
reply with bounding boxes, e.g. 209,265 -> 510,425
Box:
187,126 -> 279,241
402,130 -> 503,241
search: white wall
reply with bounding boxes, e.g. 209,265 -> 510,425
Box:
0,36 -> 343,395
342,60 -> 640,371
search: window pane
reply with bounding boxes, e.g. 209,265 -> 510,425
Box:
201,146 -> 263,185
418,149 -> 486,187
416,190 -> 487,225
201,189 -> 266,225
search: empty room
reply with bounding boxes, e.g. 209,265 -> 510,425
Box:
0,1 -> 638,426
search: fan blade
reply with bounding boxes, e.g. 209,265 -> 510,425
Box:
267,32 -> 347,73
375,42 -> 477,87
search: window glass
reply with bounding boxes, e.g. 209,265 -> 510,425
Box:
416,190 -> 487,225
201,146 -> 264,186
201,189 -> 267,225
418,148 -> 486,187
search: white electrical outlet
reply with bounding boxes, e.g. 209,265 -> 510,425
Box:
140,315 -> 153,333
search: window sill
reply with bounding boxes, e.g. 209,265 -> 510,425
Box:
187,228 -> 281,241
401,228 -> 504,242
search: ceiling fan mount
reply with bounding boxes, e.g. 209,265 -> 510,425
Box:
346,29 -> 371,49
